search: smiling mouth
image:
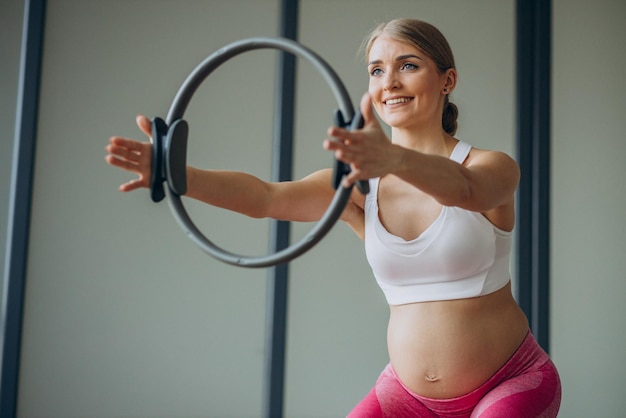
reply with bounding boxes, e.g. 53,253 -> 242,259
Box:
385,97 -> 413,105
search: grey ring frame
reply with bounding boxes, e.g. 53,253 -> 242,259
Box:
160,37 -> 358,268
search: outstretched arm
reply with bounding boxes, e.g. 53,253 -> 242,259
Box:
105,116 -> 363,229
324,93 -> 519,229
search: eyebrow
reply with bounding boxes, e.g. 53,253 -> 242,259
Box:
368,54 -> 424,66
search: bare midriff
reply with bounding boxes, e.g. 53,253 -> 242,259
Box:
387,281 -> 529,399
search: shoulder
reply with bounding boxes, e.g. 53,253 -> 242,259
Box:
466,146 -> 520,181
462,146 -> 518,230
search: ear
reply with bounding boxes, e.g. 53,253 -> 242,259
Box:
441,68 -> 457,94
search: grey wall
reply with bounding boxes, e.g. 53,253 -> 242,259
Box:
14,1 -> 279,416
551,0 -> 626,416
1,0 -> 624,417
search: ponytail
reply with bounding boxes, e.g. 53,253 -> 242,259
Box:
442,97 -> 458,135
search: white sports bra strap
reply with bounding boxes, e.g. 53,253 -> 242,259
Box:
449,141 -> 472,164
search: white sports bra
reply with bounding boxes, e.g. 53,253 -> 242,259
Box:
364,141 -> 512,305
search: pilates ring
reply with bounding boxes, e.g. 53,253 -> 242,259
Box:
150,37 -> 368,268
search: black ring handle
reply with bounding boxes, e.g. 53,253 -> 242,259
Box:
332,110 -> 369,194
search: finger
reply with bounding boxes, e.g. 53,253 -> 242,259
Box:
343,164 -> 363,187
327,125 -> 347,139
136,115 -> 152,138
323,139 -> 353,161
105,154 -> 141,173
323,138 -> 343,151
342,173 -> 356,188
108,136 -> 144,151
119,178 -> 145,192
328,127 -> 360,146
360,93 -> 375,125
106,143 -> 141,162
335,145 -> 355,163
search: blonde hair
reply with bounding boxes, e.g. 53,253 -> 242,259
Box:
362,19 -> 459,135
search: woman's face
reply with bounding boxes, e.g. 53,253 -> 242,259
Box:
367,35 -> 450,130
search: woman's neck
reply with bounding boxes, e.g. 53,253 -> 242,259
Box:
391,124 -> 455,156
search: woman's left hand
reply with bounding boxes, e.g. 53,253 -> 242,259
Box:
324,93 -> 400,187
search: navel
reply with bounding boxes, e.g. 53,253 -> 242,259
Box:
424,372 -> 440,383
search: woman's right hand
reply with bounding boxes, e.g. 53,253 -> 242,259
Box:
105,115 -> 154,192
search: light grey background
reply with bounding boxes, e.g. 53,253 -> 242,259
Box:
550,0 -> 626,415
1,0 -> 624,417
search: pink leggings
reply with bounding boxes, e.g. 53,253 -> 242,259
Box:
347,331 -> 561,417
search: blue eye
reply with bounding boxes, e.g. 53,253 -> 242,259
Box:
402,62 -> 418,70
370,68 -> 383,77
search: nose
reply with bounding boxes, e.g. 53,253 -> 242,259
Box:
383,72 -> 400,91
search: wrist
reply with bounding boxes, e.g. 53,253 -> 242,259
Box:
388,144 -> 412,176
185,166 -> 198,197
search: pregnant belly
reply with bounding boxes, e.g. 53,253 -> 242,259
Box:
386,282 -> 529,399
